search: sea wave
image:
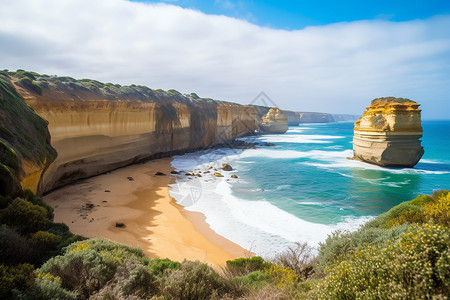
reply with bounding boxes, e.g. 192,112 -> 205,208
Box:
169,160 -> 374,256
256,134 -> 345,144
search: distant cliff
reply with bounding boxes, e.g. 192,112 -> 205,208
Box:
281,110 -> 336,125
258,108 -> 288,134
353,97 -> 424,167
298,112 -> 335,123
332,114 -> 360,122
0,70 -> 261,194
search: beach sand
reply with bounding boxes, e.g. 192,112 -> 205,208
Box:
44,157 -> 248,266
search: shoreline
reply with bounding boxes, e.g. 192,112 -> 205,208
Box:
44,157 -> 248,266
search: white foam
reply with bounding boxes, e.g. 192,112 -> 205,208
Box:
256,134 -> 345,144
170,171 -> 374,255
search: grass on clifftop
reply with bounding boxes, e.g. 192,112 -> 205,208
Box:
370,96 -> 418,106
1,69 -> 238,106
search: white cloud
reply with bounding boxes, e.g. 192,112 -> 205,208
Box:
1,0 -> 449,119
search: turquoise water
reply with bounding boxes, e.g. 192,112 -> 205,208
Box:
170,121 -> 450,255
233,121 -> 450,224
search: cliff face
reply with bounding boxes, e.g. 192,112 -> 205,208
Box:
258,108 -> 288,134
353,97 -> 424,167
3,72 -> 257,194
0,74 -> 57,195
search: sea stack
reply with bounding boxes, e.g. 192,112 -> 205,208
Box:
258,108 -> 288,134
353,97 -> 424,167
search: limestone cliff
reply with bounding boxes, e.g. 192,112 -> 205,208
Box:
258,108 -> 288,134
353,97 -> 424,167
2,71 -> 257,193
0,73 -> 57,195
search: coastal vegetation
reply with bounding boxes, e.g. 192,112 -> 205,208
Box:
0,190 -> 448,299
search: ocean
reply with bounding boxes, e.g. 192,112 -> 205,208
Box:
169,120 -> 450,257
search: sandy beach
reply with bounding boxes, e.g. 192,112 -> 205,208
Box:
44,157 -> 248,266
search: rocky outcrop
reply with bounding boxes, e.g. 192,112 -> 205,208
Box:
258,108 -> 288,134
298,112 -> 335,123
353,97 -> 424,167
0,74 -> 57,195
1,71 -> 258,194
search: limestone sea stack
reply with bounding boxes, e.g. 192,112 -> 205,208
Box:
258,108 -> 288,134
353,97 -> 424,167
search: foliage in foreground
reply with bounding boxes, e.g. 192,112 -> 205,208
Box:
1,189 -> 449,299
311,224 -> 449,299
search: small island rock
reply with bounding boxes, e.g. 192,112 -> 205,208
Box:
353,97 -> 424,167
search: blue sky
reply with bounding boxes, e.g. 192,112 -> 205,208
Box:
132,0 -> 450,29
2,0 -> 450,118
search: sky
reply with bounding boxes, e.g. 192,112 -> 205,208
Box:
1,0 -> 449,119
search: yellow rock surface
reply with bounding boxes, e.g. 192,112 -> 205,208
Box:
12,79 -> 257,193
353,97 -> 424,167
259,108 -> 288,134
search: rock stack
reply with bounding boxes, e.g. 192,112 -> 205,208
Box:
353,97 -> 424,167
258,108 -> 288,134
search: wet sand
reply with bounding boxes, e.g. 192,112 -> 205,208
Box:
44,157 -> 248,266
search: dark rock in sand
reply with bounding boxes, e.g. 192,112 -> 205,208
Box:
222,163 -> 233,171
115,222 -> 126,228
155,172 -> 166,176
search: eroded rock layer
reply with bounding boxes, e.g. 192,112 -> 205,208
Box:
4,72 -> 257,193
258,108 -> 288,134
353,97 -> 424,167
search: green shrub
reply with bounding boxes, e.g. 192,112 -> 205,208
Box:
0,198 -> 50,234
28,273 -> 78,300
316,224 -> 410,276
310,224 -> 450,299
141,258 -> 181,276
226,256 -> 268,276
272,242 -> 315,280
167,89 -> 181,96
57,234 -> 85,249
423,191 -> 450,227
0,194 -> 13,209
363,202 -> 422,229
0,263 -> 35,297
266,264 -> 300,288
161,260 -> 231,300
90,259 -> 158,300
31,231 -> 61,249
233,270 -> 270,289
121,262 -> 158,298
38,239 -> 144,298
410,194 -> 434,206
19,189 -> 54,219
